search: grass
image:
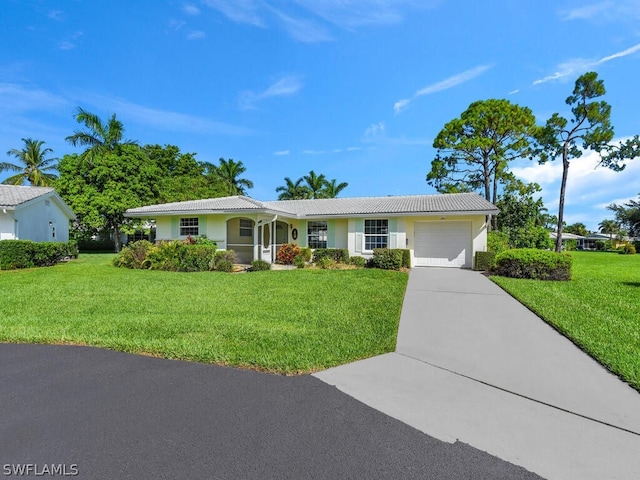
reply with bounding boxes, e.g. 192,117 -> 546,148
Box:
0,254 -> 408,374
492,251 -> 640,391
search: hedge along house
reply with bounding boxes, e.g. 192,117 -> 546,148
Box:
125,193 -> 499,268
0,185 -> 75,242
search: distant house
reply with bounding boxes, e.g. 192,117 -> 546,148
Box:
0,185 -> 75,242
125,193 -> 498,269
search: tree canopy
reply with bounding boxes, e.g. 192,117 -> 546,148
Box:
275,171 -> 348,200
608,196 -> 640,238
427,98 -> 538,229
1,138 -> 58,186
214,158 -> 253,196
535,72 -> 640,252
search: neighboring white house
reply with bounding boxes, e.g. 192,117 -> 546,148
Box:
125,193 -> 498,269
0,185 -> 75,242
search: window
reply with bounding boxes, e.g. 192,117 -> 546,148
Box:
307,221 -> 328,249
239,219 -> 253,237
365,219 -> 388,250
180,217 -> 199,236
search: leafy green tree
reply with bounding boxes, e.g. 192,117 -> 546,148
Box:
427,99 -> 538,229
56,145 -> 161,252
302,170 -> 327,199
65,107 -> 137,162
598,219 -> 619,243
536,72 -> 640,252
608,196 -> 640,237
565,222 -> 589,237
1,138 -> 58,186
143,144 -> 225,203
215,158 -> 253,196
496,180 -> 546,231
276,176 -> 310,200
322,178 -> 349,198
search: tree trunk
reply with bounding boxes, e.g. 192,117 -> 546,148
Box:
556,147 -> 570,253
113,224 -> 122,252
491,169 -> 499,231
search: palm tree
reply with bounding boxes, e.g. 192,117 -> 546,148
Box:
302,170 -> 327,199
322,178 -> 348,198
599,219 -> 619,243
65,107 -> 137,161
1,138 -> 58,186
216,158 -> 254,195
275,176 -> 310,200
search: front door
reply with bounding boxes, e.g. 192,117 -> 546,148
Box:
260,223 -> 272,263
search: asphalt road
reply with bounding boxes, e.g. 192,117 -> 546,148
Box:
0,344 -> 543,479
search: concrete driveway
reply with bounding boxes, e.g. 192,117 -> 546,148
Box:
315,267 -> 640,480
1,343 -> 541,479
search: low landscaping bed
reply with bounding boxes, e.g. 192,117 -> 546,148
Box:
0,254 -> 408,374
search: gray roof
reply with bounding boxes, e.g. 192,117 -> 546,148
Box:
0,185 -> 55,208
126,193 -> 498,218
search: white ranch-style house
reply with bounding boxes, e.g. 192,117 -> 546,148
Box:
0,185 -> 75,242
125,193 -> 498,269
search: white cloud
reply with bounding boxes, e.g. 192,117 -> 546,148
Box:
186,30 -> 207,40
0,83 -> 68,113
562,2 -> 613,20
270,9 -> 333,42
48,10 -> 65,21
533,43 -> 640,85
363,122 -> 386,140
183,4 -> 201,16
59,41 -> 76,50
394,65 -> 492,113
274,150 -> 290,156
562,1 -> 640,22
508,89 -> 519,95
201,0 -> 265,27
238,75 -> 303,110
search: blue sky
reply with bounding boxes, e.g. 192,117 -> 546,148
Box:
1,0 -> 640,231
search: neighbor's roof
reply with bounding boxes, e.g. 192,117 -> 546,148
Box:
126,193 -> 498,218
0,185 -> 55,208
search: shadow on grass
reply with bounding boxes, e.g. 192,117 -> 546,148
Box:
622,281 -> 640,287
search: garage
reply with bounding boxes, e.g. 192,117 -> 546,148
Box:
414,221 -> 471,268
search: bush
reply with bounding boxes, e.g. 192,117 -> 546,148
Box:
348,256 -> 366,267
393,249 -> 411,268
113,240 -> 154,269
564,239 -> 578,251
487,230 -> 510,254
494,248 -> 572,281
474,251 -> 496,271
369,248 -> 403,270
312,248 -> 349,264
178,244 -> 217,272
250,259 -> 271,271
619,244 -> 636,255
139,241 -> 217,272
216,260 -> 234,272
317,257 -> 336,269
211,250 -> 236,270
0,240 -> 76,270
293,255 -> 306,269
298,247 -> 312,262
276,243 -> 300,265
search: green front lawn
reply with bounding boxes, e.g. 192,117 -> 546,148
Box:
492,251 -> 640,391
0,254 -> 408,374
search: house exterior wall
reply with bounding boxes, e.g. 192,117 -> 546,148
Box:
10,198 -> 71,242
0,211 -> 16,240
149,212 -> 488,268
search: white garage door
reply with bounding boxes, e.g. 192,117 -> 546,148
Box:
414,221 -> 471,268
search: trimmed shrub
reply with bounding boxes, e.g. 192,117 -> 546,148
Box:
474,251 -> 496,271
487,230 -> 510,254
312,248 -> 349,264
276,243 -> 300,265
0,240 -> 76,270
298,247 -> 312,262
392,249 -> 411,268
211,250 -> 236,270
317,257 -> 336,269
293,255 -> 306,269
113,240 -> 154,269
619,244 -> 636,255
494,248 -> 572,281
369,248 -> 403,270
216,260 -> 234,272
178,244 -> 217,272
348,256 -> 366,267
250,259 -> 271,271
